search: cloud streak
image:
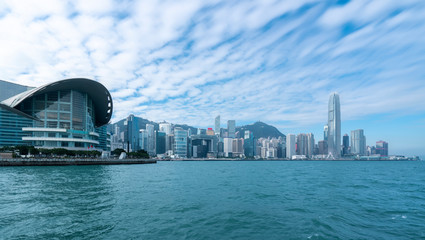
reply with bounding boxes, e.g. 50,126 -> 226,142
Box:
1,0 -> 425,138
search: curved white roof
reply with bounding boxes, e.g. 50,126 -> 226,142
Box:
1,78 -> 113,127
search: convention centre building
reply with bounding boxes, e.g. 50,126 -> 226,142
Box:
0,78 -> 112,151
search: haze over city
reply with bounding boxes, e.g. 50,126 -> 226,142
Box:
1,0 -> 424,155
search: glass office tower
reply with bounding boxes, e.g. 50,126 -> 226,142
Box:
328,92 -> 341,158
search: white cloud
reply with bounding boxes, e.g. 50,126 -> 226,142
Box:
0,0 -> 424,146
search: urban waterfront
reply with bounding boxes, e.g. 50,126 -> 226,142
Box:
1,161 -> 425,239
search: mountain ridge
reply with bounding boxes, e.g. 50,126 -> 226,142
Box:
109,117 -> 284,139
236,121 -> 285,139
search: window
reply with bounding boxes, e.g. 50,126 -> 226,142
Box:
47,121 -> 57,128
59,122 -> 70,129
60,104 -> 70,111
35,94 -> 45,101
45,141 -> 57,147
34,132 -> 44,137
48,132 -> 56,138
35,111 -> 45,119
59,113 -> 70,120
47,112 -> 57,119
47,92 -> 58,101
46,102 -> 58,111
59,90 -> 71,102
35,101 -> 45,110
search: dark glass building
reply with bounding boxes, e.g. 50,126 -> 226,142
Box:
376,141 -> 388,156
342,134 -> 349,155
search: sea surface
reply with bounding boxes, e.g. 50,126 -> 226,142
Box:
1,161 -> 425,239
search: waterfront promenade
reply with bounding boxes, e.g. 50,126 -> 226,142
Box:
0,158 -> 156,166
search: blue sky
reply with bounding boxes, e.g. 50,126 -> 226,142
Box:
0,0 -> 424,156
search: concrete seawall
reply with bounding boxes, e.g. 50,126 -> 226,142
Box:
0,158 -> 156,166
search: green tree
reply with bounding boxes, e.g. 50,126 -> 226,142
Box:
111,148 -> 126,156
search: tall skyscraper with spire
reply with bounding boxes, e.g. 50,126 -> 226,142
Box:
328,92 -> 341,158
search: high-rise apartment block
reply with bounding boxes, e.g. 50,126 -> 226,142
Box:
286,134 -> 296,159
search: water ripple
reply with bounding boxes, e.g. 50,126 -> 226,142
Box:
1,161 -> 425,239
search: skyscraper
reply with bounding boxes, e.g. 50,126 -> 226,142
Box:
227,120 -> 235,138
223,138 -> 233,157
318,140 -> 328,155
215,115 -> 220,135
243,130 -> 255,158
307,133 -> 315,158
328,92 -> 341,158
376,140 -> 388,156
159,122 -> 172,135
125,114 -> 139,152
342,134 -> 349,155
174,127 -> 188,158
155,131 -> 166,155
286,134 -> 296,159
296,133 -> 308,156
146,124 -> 155,155
139,129 -> 148,151
351,129 -> 366,155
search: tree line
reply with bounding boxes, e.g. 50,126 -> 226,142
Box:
0,146 -> 149,159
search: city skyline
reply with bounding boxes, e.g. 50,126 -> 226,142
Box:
1,1 -> 425,155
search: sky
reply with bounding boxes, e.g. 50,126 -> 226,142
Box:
0,0 -> 425,156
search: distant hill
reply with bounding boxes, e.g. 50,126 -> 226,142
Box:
236,121 -> 285,139
173,124 -> 197,135
109,117 -> 284,139
108,116 -> 159,133
108,116 -> 197,135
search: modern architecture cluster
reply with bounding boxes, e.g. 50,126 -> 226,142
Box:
110,115 -> 273,159
1,78 -> 390,160
109,92 -> 390,160
286,92 -> 389,160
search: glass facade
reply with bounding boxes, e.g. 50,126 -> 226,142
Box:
327,93 -> 341,157
0,106 -> 32,146
20,90 -> 96,133
10,90 -> 108,150
174,128 -> 188,158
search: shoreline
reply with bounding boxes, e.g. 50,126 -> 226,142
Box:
0,158 -> 156,167
160,158 -> 420,161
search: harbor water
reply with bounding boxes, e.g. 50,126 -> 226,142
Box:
1,161 -> 425,239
